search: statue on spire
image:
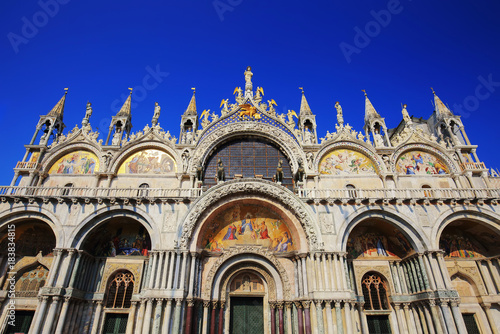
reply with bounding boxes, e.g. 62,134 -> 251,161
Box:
82,101 -> 93,127
244,66 -> 253,92
152,102 -> 161,127
402,104 -> 412,124
335,101 -> 344,126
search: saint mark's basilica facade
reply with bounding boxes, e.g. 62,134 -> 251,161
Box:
1,67 -> 500,334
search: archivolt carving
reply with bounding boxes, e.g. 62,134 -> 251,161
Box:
201,246 -> 291,300
219,264 -> 276,302
179,179 -> 319,250
191,122 -> 304,173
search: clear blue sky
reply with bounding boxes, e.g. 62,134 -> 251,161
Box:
1,1 -> 499,185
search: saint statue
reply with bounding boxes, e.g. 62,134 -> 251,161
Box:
244,66 -> 253,92
275,159 -> 284,183
335,101 -> 344,126
216,158 -> 225,182
152,102 -> 161,126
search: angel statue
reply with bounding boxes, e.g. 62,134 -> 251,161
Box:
335,101 -> 344,126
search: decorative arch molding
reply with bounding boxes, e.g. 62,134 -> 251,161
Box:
41,143 -> 102,174
338,207 -> 430,253
390,143 -> 458,174
179,179 -> 320,250
315,141 -> 385,174
191,122 -> 305,173
0,208 -> 63,247
220,265 -> 275,302
448,267 -> 487,296
109,141 -> 180,175
11,255 -> 52,277
69,205 -> 160,249
202,246 -> 292,301
430,208 -> 500,249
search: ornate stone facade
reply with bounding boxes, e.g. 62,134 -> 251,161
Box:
1,68 -> 500,334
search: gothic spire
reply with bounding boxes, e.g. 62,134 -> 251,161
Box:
117,88 -> 133,116
432,88 -> 453,117
363,90 -> 381,121
184,88 -> 197,116
299,88 -> 312,115
47,88 -> 68,117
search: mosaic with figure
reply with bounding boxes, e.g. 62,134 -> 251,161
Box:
440,230 -> 486,258
202,204 -> 294,253
319,149 -> 376,175
347,225 -> 413,259
49,151 -> 99,174
118,149 -> 176,174
395,150 -> 448,175
83,220 -> 150,257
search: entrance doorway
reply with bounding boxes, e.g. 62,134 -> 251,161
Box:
3,310 -> 34,334
230,296 -> 264,334
366,315 -> 392,334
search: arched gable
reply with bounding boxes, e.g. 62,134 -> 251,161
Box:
391,143 -> 458,175
69,206 -> 160,250
315,141 -> 384,175
191,122 -> 305,174
338,207 -> 430,253
41,143 -> 102,175
179,179 -> 320,251
110,141 -> 180,175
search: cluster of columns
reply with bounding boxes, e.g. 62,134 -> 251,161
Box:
292,252 -> 351,297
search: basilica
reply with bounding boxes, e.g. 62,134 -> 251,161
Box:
0,67 -> 499,334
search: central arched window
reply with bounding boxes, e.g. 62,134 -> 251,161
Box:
204,138 -> 292,188
105,271 -> 135,308
362,273 -> 389,310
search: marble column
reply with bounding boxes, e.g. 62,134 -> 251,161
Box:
162,299 -> 173,334
302,301 -> 312,334
172,299 -> 183,334
142,298 -> 154,334
218,301 -> 224,334
210,301 -> 217,334
42,296 -> 61,334
436,253 -> 452,289
301,256 -> 309,296
393,304 -> 404,334
428,253 -> 445,289
46,249 -> 64,287
449,301 -> 467,334
324,301 -> 334,334
54,297 -> 71,334
179,252 -> 189,291
390,262 -> 401,294
481,303 -> 500,334
90,301 -> 103,334
421,303 -> 435,334
56,249 -> 76,287
154,252 -> 164,290
335,302 -> 343,334
277,302 -> 285,334
285,302 -> 293,334
396,262 -> 408,294
429,300 -> 445,334
160,251 -> 170,289
315,253 -> 323,291
315,300 -> 324,334
149,251 -> 159,289
339,254 -> 347,290
402,303 -> 415,334
422,253 -> 437,290
333,254 -> 342,291
322,254 -> 330,291
135,300 -> 146,334
344,302 -> 353,334
486,259 -> 500,291
201,301 -> 210,334
270,302 -> 277,334
126,301 -> 138,334
153,299 -> 163,334
477,260 -> 496,295
328,254 -> 336,290
188,253 -> 198,298
295,301 -> 304,334
185,299 -> 195,334
31,296 -> 49,334
167,251 -> 176,289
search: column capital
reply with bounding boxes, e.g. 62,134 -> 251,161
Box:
294,301 -> 303,309
301,300 -> 311,309
64,296 -> 71,302
203,300 -> 211,308
334,301 -> 341,308
285,301 -> 293,309
52,296 -> 61,302
187,299 -> 196,307
276,301 -> 284,310
269,301 -> 276,309
211,300 -> 218,308
219,301 -> 226,309
175,298 -> 183,306
315,300 -> 323,307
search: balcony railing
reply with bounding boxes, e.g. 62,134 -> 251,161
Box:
460,162 -> 486,170
0,186 -> 203,199
15,161 -> 40,170
0,186 -> 498,202
295,188 -> 500,201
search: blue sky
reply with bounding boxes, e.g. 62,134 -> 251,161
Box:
1,1 -> 499,185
